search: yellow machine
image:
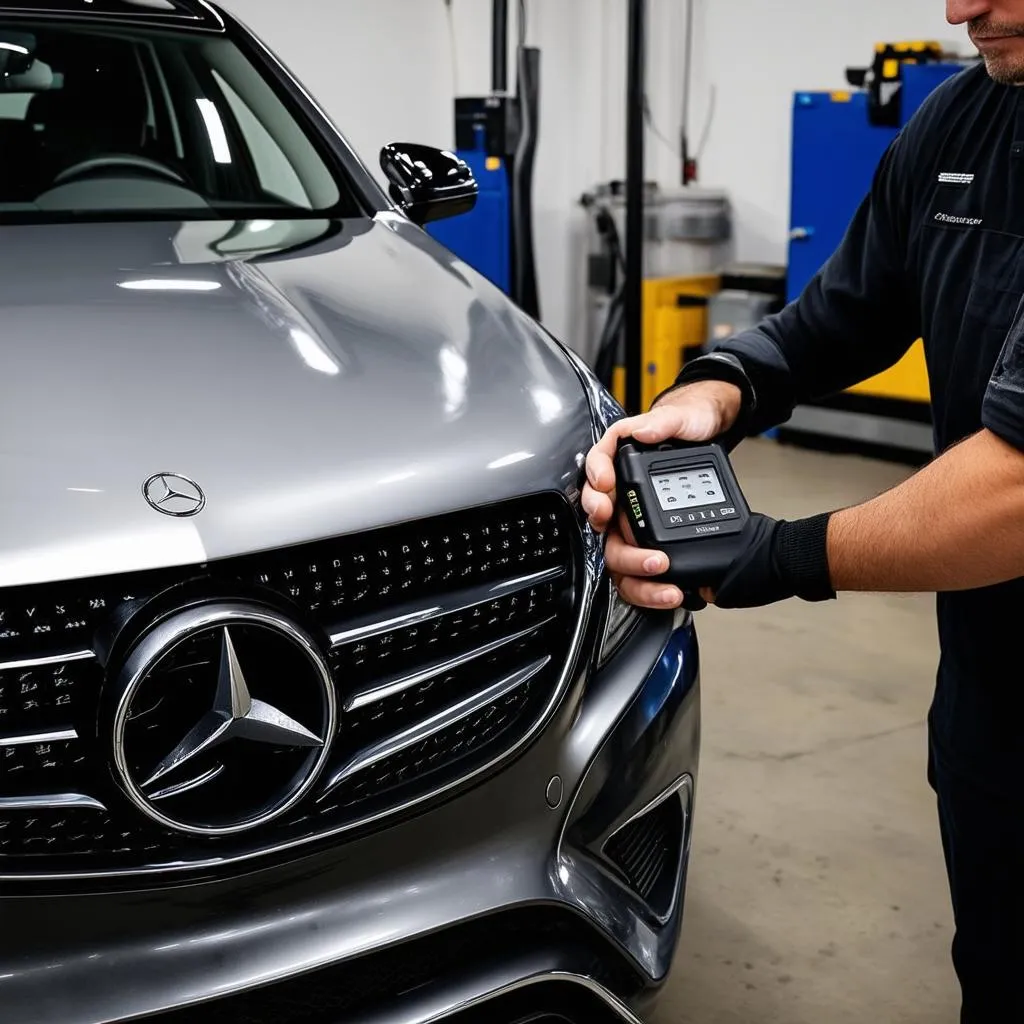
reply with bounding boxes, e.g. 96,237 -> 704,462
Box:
610,274 -> 720,411
610,274 -> 931,448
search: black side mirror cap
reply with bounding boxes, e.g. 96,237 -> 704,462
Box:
379,143 -> 479,226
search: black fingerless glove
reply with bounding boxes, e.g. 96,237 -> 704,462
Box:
712,512 -> 836,609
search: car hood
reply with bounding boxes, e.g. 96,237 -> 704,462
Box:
0,215 -> 592,587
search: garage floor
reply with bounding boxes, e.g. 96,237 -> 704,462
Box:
651,438 -> 960,1024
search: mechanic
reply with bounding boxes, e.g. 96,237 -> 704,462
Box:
582,2 -> 1024,1019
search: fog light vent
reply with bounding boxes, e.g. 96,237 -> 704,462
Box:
603,788 -> 685,918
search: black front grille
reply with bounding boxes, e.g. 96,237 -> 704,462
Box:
603,793 -> 685,918
0,493 -> 581,877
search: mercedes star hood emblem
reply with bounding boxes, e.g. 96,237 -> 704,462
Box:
143,473 -> 206,517
112,603 -> 338,835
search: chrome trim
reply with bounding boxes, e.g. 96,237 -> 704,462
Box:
417,971 -> 645,1024
329,607 -> 444,647
322,657 -> 550,796
1,498 -> 596,881
0,649 -> 95,673
345,616 -> 556,712
148,764 -> 225,802
0,728 -> 78,748
603,772 -> 692,845
193,0 -> 226,31
0,793 -> 106,812
328,567 -> 565,647
487,566 -> 566,594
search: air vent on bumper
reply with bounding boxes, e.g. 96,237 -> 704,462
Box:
602,778 -> 690,920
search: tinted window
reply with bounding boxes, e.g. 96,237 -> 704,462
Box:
0,19 -> 360,221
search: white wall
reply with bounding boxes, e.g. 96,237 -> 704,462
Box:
679,0 -> 967,264
224,1 -> 971,347
226,0 -> 603,349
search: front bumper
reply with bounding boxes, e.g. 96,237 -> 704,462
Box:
0,608 -> 700,1024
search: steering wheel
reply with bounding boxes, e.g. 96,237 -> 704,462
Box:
51,154 -> 188,188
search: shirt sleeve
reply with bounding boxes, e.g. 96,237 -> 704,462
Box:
691,118 -> 924,435
982,300 -> 1024,451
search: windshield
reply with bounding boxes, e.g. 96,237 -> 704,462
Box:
0,19 -> 361,222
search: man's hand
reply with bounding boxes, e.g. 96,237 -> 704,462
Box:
582,380 -> 743,609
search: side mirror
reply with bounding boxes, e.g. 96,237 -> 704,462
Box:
380,143 -> 478,226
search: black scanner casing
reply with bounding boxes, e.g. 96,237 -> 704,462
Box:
614,439 -> 752,592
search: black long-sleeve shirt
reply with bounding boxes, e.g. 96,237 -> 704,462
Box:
695,63 -> 1024,776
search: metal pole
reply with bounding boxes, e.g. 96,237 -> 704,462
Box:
492,0 -> 509,93
681,0 -> 694,183
624,0 -> 646,416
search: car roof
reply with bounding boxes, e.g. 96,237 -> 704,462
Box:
0,0 -> 224,31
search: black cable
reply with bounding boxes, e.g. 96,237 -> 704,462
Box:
644,93 -> 682,161
594,287 -> 626,388
604,212 -> 626,275
518,0 -> 527,46
511,43 -> 541,319
583,197 -> 626,274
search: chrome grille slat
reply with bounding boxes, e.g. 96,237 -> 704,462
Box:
0,649 -> 95,672
0,794 -> 107,812
0,728 -> 79,747
327,566 -> 565,647
345,615 -> 557,712
0,494 -> 580,877
323,656 -> 551,794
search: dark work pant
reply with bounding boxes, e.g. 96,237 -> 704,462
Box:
928,730 -> 1024,1022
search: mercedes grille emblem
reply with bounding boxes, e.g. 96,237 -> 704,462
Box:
112,603 -> 338,836
143,473 -> 206,517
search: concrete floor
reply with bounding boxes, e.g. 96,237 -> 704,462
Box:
651,439 -> 960,1024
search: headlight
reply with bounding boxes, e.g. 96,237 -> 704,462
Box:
598,578 -> 642,668
560,344 -> 642,667
561,345 -> 626,442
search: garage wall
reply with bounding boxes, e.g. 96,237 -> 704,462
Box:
223,1 -> 970,348
224,0 -> 602,350
673,0 -> 967,265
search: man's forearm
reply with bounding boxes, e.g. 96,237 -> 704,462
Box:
827,429 -> 1024,592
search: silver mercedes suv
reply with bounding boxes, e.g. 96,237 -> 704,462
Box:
0,3 -> 701,1022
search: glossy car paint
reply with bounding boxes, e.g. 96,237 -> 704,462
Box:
0,4 -> 701,1022
0,215 -> 593,588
